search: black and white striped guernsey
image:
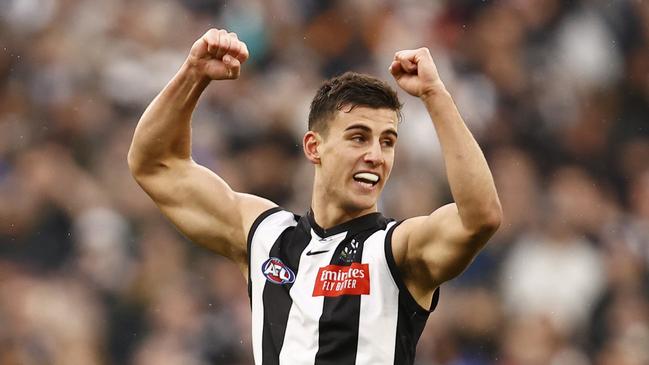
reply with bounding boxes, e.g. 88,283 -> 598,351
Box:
247,207 -> 440,365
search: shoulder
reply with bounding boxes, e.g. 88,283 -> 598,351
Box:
384,215 -> 442,312
391,216 -> 428,265
246,206 -> 300,243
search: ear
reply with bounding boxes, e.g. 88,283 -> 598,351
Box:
303,131 -> 321,164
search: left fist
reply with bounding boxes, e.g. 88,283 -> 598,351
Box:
389,48 -> 445,99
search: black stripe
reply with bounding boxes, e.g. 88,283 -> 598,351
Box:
393,291 -> 432,365
261,215 -> 311,365
314,226 -> 379,365
384,222 -> 439,365
248,206 -> 283,304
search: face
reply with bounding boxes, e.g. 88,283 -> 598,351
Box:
307,106 -> 399,214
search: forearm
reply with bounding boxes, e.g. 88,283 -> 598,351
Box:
423,87 -> 501,231
128,61 -> 210,175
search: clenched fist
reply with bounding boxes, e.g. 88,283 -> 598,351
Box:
389,48 -> 446,99
187,28 -> 250,81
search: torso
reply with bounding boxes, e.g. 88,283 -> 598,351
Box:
247,207 -> 439,365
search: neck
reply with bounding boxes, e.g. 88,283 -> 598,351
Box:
311,186 -> 377,230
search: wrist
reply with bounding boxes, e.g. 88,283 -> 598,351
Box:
420,83 -> 455,117
180,58 -> 211,90
420,81 -> 449,103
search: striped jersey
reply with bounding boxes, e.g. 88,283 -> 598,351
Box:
247,207 -> 440,365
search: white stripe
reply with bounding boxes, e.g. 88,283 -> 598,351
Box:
356,221 -> 399,365
279,230 -> 348,364
250,210 -> 298,365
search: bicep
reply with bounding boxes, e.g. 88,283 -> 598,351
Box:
134,160 -> 276,261
402,203 -> 494,288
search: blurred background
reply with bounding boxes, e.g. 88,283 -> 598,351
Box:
1,0 -> 648,364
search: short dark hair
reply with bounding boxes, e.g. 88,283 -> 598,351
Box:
308,72 -> 402,134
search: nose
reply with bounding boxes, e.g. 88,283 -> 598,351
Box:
363,140 -> 384,166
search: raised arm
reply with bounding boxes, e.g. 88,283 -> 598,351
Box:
127,29 -> 276,272
389,48 -> 502,307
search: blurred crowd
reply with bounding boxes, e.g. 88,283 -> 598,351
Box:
1,0 -> 648,364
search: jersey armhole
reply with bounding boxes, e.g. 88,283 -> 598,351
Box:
247,206 -> 284,302
384,221 -> 441,315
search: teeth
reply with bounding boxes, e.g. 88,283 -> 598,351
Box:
354,172 -> 379,183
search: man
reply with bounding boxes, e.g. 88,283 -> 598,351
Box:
128,29 -> 502,365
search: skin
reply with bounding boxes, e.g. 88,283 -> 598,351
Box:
304,106 -> 398,226
128,29 -> 502,310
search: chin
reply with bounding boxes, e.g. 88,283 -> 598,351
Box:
343,195 -> 378,213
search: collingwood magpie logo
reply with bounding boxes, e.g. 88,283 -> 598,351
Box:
340,239 -> 359,263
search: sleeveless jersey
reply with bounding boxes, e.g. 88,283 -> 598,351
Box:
247,207 -> 440,365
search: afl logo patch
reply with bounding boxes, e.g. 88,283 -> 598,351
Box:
261,257 -> 296,285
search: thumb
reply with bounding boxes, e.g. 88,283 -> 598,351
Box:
223,55 -> 241,79
394,50 -> 418,73
389,60 -> 402,76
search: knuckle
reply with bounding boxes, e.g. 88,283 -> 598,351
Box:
205,30 -> 220,43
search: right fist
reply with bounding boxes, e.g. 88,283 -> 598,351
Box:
188,28 -> 249,81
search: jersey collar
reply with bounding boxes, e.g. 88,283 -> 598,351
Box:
304,208 -> 388,238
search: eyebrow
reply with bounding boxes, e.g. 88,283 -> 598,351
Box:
344,124 -> 399,138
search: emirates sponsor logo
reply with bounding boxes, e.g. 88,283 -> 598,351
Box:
313,263 -> 370,297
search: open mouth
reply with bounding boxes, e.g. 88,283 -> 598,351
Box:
353,172 -> 380,187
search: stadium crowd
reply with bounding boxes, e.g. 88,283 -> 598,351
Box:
1,0 -> 648,364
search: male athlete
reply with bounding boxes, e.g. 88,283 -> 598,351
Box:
128,29 -> 502,364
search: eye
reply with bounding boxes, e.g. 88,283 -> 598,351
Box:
351,135 -> 365,143
381,138 -> 395,147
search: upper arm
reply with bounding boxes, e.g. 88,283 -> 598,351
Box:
132,158 -> 276,265
393,203 -> 499,291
